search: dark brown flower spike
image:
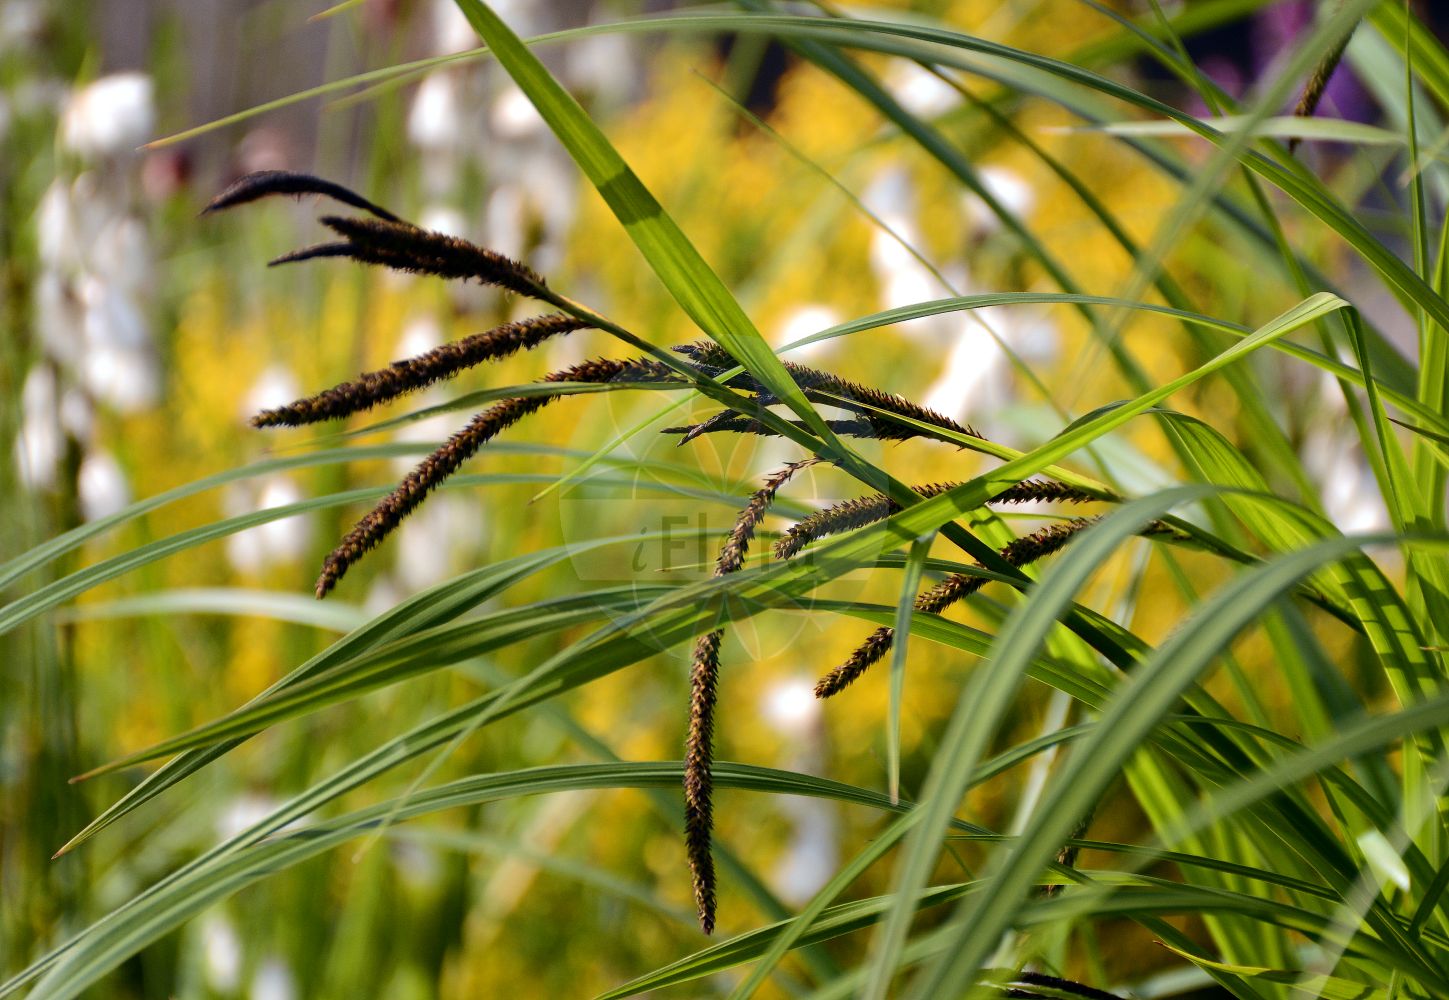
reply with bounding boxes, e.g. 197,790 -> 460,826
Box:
774,479 -> 1102,560
671,342 -> 976,446
1289,1 -> 1355,154
684,628 -> 723,934
686,458 -> 819,934
662,415 -> 884,441
267,242 -> 359,266
252,314 -> 591,428
202,170 -> 405,222
815,517 -> 1102,698
314,356 -> 690,597
294,216 -> 549,298
1009,973 -> 1126,1000
673,341 -> 738,369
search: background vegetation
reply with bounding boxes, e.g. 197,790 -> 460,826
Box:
5,1 -> 1449,997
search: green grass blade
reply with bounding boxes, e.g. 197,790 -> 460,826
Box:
449,1 -> 839,451
55,588 -> 368,631
913,534 -> 1449,997
10,763 -> 946,1000
887,534 -> 933,804
0,442 -> 433,590
863,486 -> 1218,998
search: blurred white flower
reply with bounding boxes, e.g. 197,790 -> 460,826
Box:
861,166 -> 913,220
999,307 -> 1057,362
217,792 -> 282,841
870,229 -> 937,312
1304,371 -> 1391,534
924,320 -> 1009,426
364,575 -> 405,619
0,0 -> 42,52
964,165 -> 1035,235
567,30 -> 634,103
923,302 -> 1057,430
80,274 -> 148,350
34,271 -> 83,367
15,368 -> 61,490
81,343 -> 159,413
36,174 -> 160,412
774,304 -> 841,362
91,217 -> 150,294
241,365 -> 302,423
483,183 -> 526,260
61,73 -> 154,159
201,913 -> 242,993
67,171 -> 111,237
397,494 -> 483,591
77,449 -> 129,521
389,317 -> 463,472
36,180 -> 78,269
771,801 -> 838,904
487,0 -> 541,38
762,678 -> 819,735
430,0 -> 479,54
886,62 -> 958,118
490,85 -> 545,140
1302,429 -> 1390,534
418,205 -> 468,240
515,150 -> 576,240
59,387 -> 93,440
861,167 -> 963,348
224,477 -> 312,574
396,315 -> 443,359
250,958 -> 296,1000
408,73 -> 461,152
391,838 -> 443,888
761,674 -> 837,903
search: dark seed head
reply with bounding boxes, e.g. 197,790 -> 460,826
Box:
203,170 -> 404,222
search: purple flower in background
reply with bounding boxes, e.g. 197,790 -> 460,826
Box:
1179,0 -> 1372,124
1256,0 -> 1370,122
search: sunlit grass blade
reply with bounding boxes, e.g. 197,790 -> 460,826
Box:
54,528 -> 704,854
886,534 -> 933,804
863,486 -> 1217,997
1071,114 -> 1423,148
76,586 -> 673,776
911,533 -> 1449,997
0,442 -> 432,590
0,469 -> 749,639
55,588 -> 368,631
9,763 -> 950,1000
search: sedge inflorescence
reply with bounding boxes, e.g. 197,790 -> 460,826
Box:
212,172 -> 1170,941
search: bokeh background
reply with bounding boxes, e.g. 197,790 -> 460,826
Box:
3,1 -> 1439,997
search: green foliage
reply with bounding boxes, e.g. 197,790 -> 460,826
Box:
9,1 -> 1449,997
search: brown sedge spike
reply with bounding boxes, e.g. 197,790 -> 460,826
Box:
1288,1 -> 1355,154
1011,972 -> 1127,1000
317,216 -> 548,297
775,480 -> 1103,560
662,415 -> 884,441
815,517 -> 1102,698
685,458 -> 819,934
202,170 -> 405,222
252,314 -> 592,428
671,341 -> 977,445
314,356 -> 690,597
